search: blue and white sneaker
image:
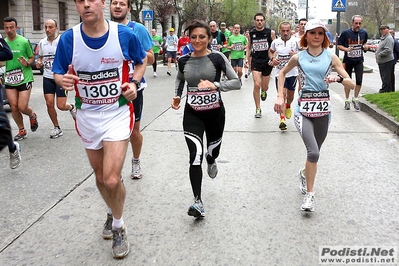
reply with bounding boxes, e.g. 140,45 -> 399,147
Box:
188,199 -> 205,218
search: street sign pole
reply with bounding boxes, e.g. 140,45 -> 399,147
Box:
332,0 -> 346,56
335,12 -> 341,56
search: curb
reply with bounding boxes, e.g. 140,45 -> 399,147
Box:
359,97 -> 399,135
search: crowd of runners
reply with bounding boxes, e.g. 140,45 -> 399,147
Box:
1,0 -> 364,259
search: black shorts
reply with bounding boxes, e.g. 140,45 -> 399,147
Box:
343,62 -> 363,86
251,60 -> 273,76
43,77 -> 67,97
275,76 -> 297,91
6,82 -> 32,92
231,58 -> 244,68
133,90 -> 143,122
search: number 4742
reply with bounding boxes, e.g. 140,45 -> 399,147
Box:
302,101 -> 329,112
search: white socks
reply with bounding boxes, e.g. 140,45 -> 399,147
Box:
112,216 -> 124,229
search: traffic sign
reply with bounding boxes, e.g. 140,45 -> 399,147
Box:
142,10 -> 153,21
332,0 -> 346,12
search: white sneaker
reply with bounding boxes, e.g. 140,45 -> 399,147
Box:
301,192 -> 315,212
130,159 -> 142,179
10,142 -> 21,169
299,169 -> 307,195
153,72 -> 157,77
50,127 -> 63,139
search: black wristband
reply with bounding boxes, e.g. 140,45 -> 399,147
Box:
337,75 -> 344,83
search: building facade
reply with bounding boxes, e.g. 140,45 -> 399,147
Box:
0,0 -> 111,42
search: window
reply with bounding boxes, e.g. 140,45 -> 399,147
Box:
32,0 -> 42,31
58,2 -> 67,31
0,1 -> 9,25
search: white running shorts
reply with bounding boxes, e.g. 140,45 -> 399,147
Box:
75,103 -> 134,150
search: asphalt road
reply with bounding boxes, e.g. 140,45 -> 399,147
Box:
0,56 -> 398,265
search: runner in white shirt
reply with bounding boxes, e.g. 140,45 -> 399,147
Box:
269,22 -> 299,130
36,19 -> 75,138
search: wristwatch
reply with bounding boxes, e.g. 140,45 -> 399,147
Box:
132,80 -> 141,89
213,82 -> 221,89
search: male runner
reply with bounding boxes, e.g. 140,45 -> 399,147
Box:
228,24 -> 247,81
245,13 -> 275,118
53,0 -> 147,259
36,19 -> 76,138
209,21 -> 227,52
165,28 -> 178,76
338,15 -> 369,111
110,0 -> 154,182
3,17 -> 38,140
151,29 -> 163,77
269,22 -> 299,130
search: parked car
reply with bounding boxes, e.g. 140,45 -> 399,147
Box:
368,39 -> 380,52
31,42 -> 44,74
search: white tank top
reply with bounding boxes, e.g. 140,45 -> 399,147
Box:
72,21 -> 128,111
39,35 -> 60,79
270,37 -> 299,77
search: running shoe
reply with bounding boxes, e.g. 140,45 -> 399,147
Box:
14,129 -> 27,141
130,159 -> 142,179
285,107 -> 292,119
254,108 -> 262,118
188,198 -> 205,218
10,142 -> 21,169
30,113 -> 38,132
301,192 -> 315,212
344,100 -> 350,110
69,104 -> 77,120
102,213 -> 113,239
50,128 -> 63,139
352,98 -> 360,111
153,72 -> 157,77
279,118 -> 287,131
167,70 -> 171,76
112,225 -> 130,259
261,90 -> 267,101
299,168 -> 307,195
205,152 -> 218,179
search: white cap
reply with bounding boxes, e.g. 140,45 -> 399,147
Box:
305,19 -> 328,33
